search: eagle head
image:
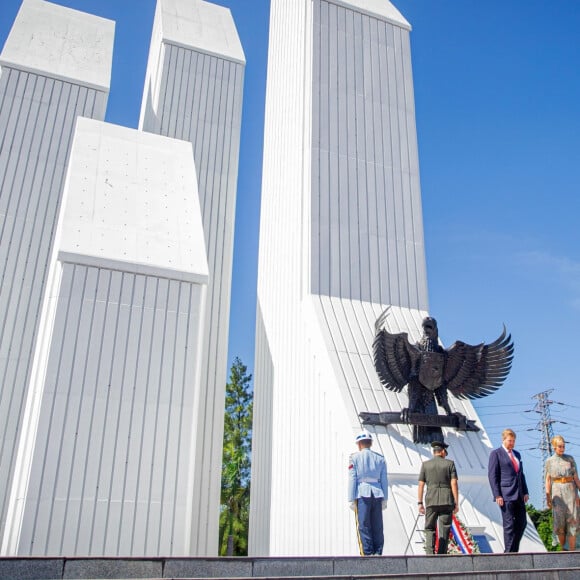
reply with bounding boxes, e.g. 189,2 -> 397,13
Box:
422,316 -> 438,339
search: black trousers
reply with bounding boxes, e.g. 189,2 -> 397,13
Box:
501,499 -> 527,552
424,505 -> 453,554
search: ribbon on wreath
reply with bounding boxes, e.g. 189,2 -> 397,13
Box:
434,514 -> 474,554
450,514 -> 473,554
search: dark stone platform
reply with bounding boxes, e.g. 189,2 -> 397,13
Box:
0,552 -> 578,579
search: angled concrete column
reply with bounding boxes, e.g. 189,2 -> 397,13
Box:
250,0 -> 542,556
0,0 -> 113,546
4,118 -> 208,556
139,0 -> 245,555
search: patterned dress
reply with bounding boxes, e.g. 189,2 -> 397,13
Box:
546,453 -> 579,537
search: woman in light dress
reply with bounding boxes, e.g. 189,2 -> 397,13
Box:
545,435 -> 580,550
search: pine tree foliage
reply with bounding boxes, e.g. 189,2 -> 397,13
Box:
219,357 -> 253,556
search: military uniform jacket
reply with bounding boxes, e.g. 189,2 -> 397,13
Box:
348,448 -> 388,501
419,456 -> 457,507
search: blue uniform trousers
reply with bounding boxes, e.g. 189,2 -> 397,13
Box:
356,495 -> 383,555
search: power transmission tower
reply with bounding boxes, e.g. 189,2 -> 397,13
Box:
532,389 -> 555,508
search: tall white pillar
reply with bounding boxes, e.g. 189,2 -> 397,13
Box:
139,0 -> 245,555
0,0 -> 113,543
4,117 -> 209,556
250,0 -> 543,556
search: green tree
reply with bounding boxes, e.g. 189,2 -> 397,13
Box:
526,504 -> 559,551
219,357 -> 253,556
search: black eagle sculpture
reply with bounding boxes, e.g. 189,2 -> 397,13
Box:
372,308 -> 514,444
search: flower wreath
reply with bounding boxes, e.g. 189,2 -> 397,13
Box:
435,514 -> 481,554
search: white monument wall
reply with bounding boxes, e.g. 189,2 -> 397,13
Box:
0,0 -> 113,542
250,0 -> 544,556
139,0 -> 245,554
4,118 -> 209,556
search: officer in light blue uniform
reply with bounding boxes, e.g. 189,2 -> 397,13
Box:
348,430 -> 388,555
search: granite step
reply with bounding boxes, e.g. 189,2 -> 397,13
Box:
0,552 -> 579,580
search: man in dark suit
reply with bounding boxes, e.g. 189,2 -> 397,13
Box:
488,428 -> 529,552
417,441 -> 459,554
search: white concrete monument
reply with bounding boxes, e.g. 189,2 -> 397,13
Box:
139,0 -> 245,555
250,0 -> 544,556
0,0 -> 114,548
4,117 -> 209,556
0,0 -> 244,557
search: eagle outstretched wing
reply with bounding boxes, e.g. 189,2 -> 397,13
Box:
443,326 -> 514,400
372,312 -> 421,392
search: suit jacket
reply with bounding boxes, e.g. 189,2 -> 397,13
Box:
418,455 -> 457,507
348,448 -> 388,501
488,447 -> 529,502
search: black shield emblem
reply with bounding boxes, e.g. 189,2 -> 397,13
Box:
419,351 -> 445,390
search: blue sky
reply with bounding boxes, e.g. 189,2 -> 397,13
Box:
1,0 -> 579,508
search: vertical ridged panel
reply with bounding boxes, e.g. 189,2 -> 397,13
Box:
311,0 -> 428,308
252,0 -> 323,555
252,0 -> 459,557
18,264 -> 203,556
142,37 -> 244,553
247,306 -> 273,556
0,66 -> 107,536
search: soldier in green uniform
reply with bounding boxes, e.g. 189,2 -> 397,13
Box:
417,441 -> 459,554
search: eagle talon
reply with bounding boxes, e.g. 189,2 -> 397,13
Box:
400,408 -> 411,422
